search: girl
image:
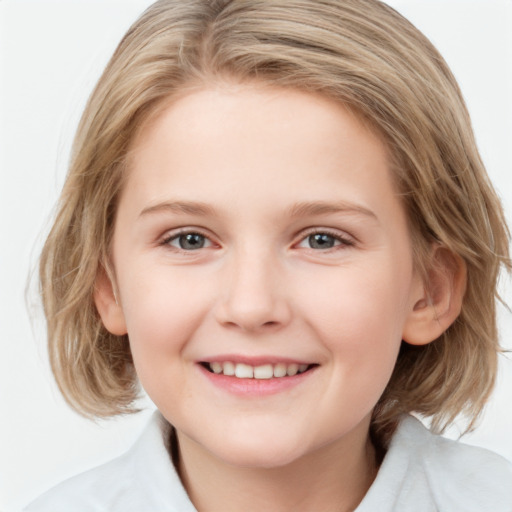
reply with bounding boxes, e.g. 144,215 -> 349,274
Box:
25,0 -> 512,510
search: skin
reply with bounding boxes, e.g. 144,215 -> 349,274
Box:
95,85 -> 462,511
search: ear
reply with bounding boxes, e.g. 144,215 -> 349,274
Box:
402,246 -> 466,346
94,265 -> 127,336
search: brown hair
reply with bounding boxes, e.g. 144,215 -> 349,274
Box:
39,0 -> 511,438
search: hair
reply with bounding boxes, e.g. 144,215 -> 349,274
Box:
40,0 -> 510,442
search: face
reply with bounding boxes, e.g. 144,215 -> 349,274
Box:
102,85 -> 425,468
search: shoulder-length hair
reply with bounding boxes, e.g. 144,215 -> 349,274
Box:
40,0 -> 511,440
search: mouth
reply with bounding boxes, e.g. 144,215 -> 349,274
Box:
200,361 -> 317,379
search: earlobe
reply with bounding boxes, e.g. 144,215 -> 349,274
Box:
94,266 -> 128,336
402,247 -> 466,346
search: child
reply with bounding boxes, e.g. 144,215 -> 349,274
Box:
27,0 -> 512,510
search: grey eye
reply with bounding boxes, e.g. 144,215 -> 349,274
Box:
307,233 -> 338,249
170,233 -> 208,250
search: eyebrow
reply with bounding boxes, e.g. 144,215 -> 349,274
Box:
139,199 -> 378,221
287,201 -> 378,221
139,201 -> 216,218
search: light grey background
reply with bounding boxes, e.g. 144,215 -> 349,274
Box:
1,1 -> 511,510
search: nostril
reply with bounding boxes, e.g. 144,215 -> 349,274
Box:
214,291 -> 292,332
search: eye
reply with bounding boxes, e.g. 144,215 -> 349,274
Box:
165,232 -> 213,251
297,231 -> 354,250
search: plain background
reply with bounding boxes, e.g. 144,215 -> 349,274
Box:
1,1 -> 511,510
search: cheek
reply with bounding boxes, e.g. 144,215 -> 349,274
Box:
299,259 -> 411,380
119,276 -> 207,412
117,265 -> 214,369
303,260 -> 410,337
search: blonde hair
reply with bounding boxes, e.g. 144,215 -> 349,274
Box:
40,0 -> 510,439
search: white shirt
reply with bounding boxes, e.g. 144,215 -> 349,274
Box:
25,412 -> 512,511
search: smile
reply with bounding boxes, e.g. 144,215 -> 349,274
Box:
202,361 -> 314,379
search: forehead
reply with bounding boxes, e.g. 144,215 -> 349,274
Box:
121,85 -> 403,227
128,84 -> 386,161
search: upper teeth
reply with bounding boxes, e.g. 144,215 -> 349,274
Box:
208,362 -> 309,379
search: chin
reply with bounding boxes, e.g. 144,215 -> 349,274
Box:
201,428 -> 309,469
218,444 -> 305,469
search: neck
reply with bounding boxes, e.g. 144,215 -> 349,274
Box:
175,421 -> 378,512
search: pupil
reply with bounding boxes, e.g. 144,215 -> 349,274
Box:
309,233 -> 335,249
179,233 -> 205,250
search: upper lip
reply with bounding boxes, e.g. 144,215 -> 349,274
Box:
198,355 -> 316,366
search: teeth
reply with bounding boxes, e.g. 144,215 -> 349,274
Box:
286,363 -> 299,376
223,362 -> 235,376
207,361 -> 311,379
273,363 -> 287,378
254,364 -> 273,379
235,363 -> 253,379
210,362 -> 222,374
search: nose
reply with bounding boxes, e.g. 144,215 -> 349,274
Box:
214,248 -> 292,333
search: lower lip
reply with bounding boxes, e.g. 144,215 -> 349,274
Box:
198,364 -> 316,397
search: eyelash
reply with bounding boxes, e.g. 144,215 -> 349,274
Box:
161,229 -> 214,253
298,228 -> 355,251
160,228 -> 355,253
